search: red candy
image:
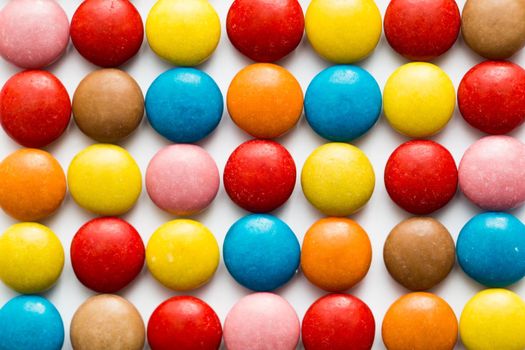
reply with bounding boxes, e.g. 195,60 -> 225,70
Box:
302,294 -> 375,350
384,0 -> 460,61
458,61 -> 525,134
384,140 -> 458,215
70,217 -> 145,293
0,70 -> 71,148
227,0 -> 304,62
224,139 -> 296,213
147,296 -> 222,350
71,0 -> 144,67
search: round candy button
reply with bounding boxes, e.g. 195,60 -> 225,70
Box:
146,68 -> 223,143
226,0 -> 304,62
223,214 -> 300,291
0,296 -> 64,350
305,65 -> 382,142
0,70 -> 71,148
146,220 -> 219,291
146,0 -> 220,66
0,149 -> 66,221
384,140 -> 458,214
457,212 -> 525,287
305,0 -> 381,63
148,296 -> 222,350
224,140 -> 296,213
0,0 -> 69,68
458,61 -> 525,134
302,294 -> 375,350
382,293 -> 458,350
71,217 -> 145,293
71,0 -> 143,67
71,295 -> 145,350
227,63 -> 303,139
301,218 -> 372,292
68,144 -> 142,216
301,143 -> 375,216
224,293 -> 300,350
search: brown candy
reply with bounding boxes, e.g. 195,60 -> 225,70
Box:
384,217 -> 455,291
462,0 -> 525,59
73,69 -> 144,143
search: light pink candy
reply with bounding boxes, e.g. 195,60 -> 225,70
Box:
459,135 -> 525,211
146,144 -> 219,216
0,0 -> 69,69
224,293 -> 300,350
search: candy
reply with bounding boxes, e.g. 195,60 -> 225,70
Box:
384,62 -> 455,138
0,149 -> 66,221
0,296 -> 64,350
223,214 -> 300,291
0,70 -> 71,147
68,144 -> 142,216
72,69 -> 144,143
458,61 -> 525,134
305,0 -> 381,63
384,140 -> 458,214
227,63 -> 303,139
456,212 -> 525,287
0,0 -> 69,68
146,220 -> 219,291
71,217 -> 145,293
146,68 -> 223,143
146,0 -> 220,66
148,296 -> 222,350
458,136 -> 525,210
224,140 -> 296,213
224,293 -> 300,350
301,217 -> 372,292
226,0 -> 304,62
146,144 -> 219,216
304,65 -> 382,142
384,0 -> 460,61
301,143 -> 375,216
0,223 -> 64,294
302,294 -> 375,350
382,293 -> 458,350
71,295 -> 145,350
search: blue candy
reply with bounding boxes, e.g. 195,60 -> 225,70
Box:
223,214 -> 300,291
457,212 -> 525,287
0,295 -> 64,350
304,65 -> 382,142
145,68 -> 223,143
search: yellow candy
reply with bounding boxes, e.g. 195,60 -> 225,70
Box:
460,289 -> 525,350
146,0 -> 221,66
68,144 -> 142,216
301,143 -> 375,216
146,219 -> 219,291
0,223 -> 64,294
305,0 -> 382,63
383,62 -> 455,138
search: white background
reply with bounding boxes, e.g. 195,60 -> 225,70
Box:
1,0 -> 525,349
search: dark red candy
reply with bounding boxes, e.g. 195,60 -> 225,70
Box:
227,0 -> 304,62
71,0 -> 144,67
302,294 -> 375,350
384,140 -> 458,215
458,61 -> 525,134
0,70 -> 71,148
70,217 -> 145,293
147,296 -> 222,350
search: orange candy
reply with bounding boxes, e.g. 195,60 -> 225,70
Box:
382,292 -> 458,350
0,149 -> 66,221
227,63 -> 303,139
301,217 -> 372,292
